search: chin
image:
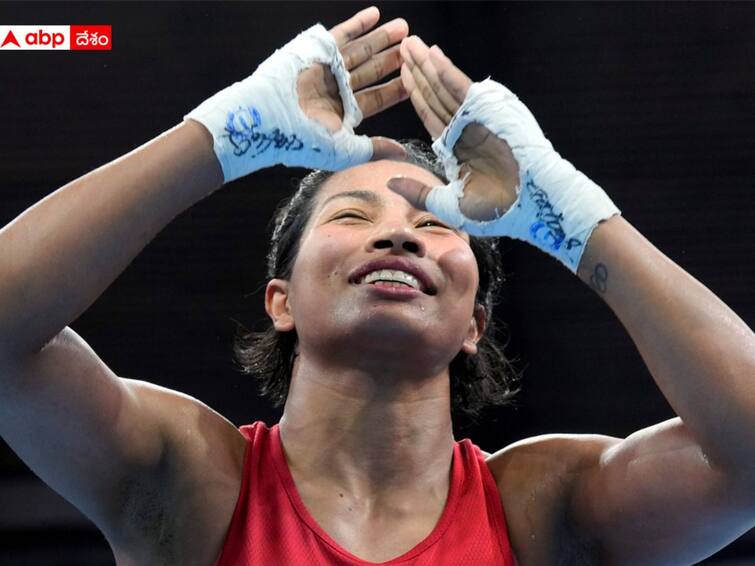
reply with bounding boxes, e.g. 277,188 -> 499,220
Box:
342,313 -> 452,357
298,303 -> 463,362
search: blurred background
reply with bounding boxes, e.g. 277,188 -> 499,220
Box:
0,1 -> 753,564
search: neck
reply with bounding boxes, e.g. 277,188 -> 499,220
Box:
278,351 -> 455,504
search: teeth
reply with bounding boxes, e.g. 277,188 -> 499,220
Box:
359,269 -> 421,290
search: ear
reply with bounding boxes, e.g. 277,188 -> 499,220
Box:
265,278 -> 295,332
461,304 -> 486,356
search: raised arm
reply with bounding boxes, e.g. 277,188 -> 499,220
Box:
390,35 -> 755,564
0,110 -> 225,547
0,5 -> 408,542
567,215 -> 755,563
0,122 -> 221,360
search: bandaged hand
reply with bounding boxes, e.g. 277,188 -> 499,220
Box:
186,7 -> 408,182
388,36 -> 620,273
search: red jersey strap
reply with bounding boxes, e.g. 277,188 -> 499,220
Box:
215,421 -> 517,565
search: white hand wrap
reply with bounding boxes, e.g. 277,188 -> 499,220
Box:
428,78 -> 620,273
185,24 -> 372,182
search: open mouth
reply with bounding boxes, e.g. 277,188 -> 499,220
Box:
359,269 -> 419,288
354,268 -> 437,295
349,259 -> 438,296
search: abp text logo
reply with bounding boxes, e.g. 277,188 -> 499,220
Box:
0,25 -> 112,50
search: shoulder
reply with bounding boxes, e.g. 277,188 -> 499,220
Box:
484,433 -> 621,565
484,433 -> 620,478
111,380 -> 248,564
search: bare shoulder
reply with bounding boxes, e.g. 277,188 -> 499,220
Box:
111,380 -> 247,565
484,433 -> 621,565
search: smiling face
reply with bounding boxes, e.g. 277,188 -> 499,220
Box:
265,160 -> 484,377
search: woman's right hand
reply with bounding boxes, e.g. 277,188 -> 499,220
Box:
298,7 -> 408,140
185,6 -> 409,182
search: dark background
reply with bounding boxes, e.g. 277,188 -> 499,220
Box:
0,1 -> 753,564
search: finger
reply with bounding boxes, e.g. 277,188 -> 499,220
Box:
349,44 -> 402,92
405,66 -> 446,140
429,45 -> 472,105
356,76 -> 409,120
400,61 -> 417,93
399,33 -> 412,69
417,44 -> 461,117
340,18 -> 408,71
405,44 -> 454,125
401,42 -> 446,136
329,6 -> 380,48
386,176 -> 433,211
410,63 -> 454,124
371,137 -> 407,162
403,36 -> 457,120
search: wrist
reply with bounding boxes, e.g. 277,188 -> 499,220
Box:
184,74 -> 288,179
428,78 -> 620,273
184,23 -> 371,183
516,153 -> 620,272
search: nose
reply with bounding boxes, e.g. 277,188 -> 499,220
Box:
367,225 -> 426,257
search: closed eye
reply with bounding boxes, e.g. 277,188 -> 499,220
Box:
332,211 -> 370,221
417,218 -> 451,229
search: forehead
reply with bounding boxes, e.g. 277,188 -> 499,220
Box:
315,160 -> 445,209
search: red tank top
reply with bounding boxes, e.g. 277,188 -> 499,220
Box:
215,421 -> 517,565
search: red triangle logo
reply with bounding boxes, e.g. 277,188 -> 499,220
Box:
1,30 -> 20,48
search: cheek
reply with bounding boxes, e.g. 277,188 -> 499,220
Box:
290,230 -> 348,296
437,246 -> 479,299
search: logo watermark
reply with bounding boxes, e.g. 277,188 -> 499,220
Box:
0,25 -> 112,51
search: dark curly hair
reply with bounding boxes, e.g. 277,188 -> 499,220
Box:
233,140 -> 519,423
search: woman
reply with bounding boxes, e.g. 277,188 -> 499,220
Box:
0,6 -> 752,565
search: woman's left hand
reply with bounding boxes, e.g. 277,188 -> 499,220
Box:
390,36 -> 520,221
389,36 -> 620,273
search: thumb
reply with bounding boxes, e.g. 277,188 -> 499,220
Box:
389,175 -> 469,230
386,175 -> 434,211
370,137 -> 408,162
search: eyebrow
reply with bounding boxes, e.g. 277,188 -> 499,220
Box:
319,190 -> 383,210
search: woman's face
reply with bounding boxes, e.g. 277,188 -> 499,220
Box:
266,160 -> 483,374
